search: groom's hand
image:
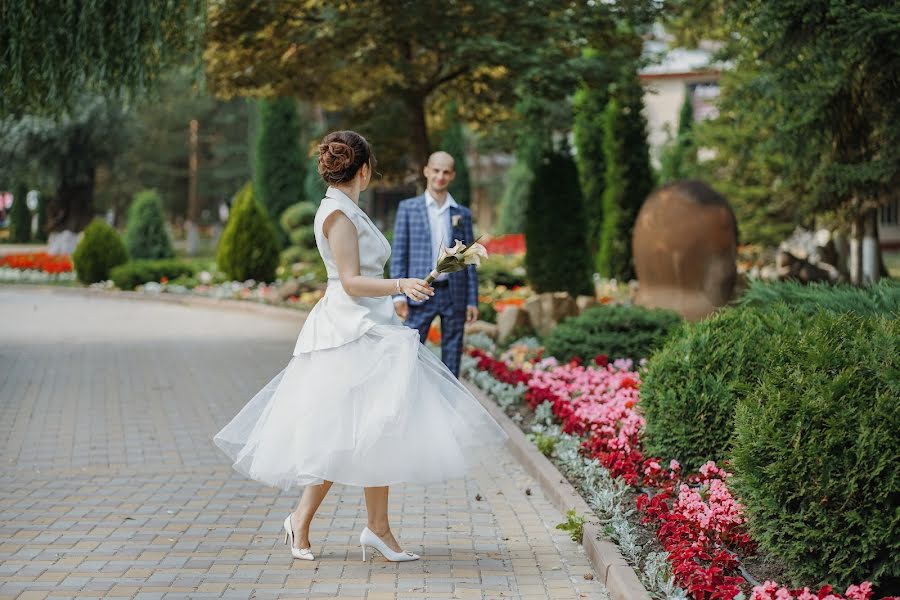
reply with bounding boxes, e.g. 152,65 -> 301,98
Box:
466,305 -> 479,323
394,299 -> 408,320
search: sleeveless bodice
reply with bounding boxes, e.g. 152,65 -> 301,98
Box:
292,187 -> 401,355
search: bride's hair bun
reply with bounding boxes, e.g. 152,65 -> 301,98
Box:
317,131 -> 376,184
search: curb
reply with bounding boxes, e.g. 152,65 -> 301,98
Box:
2,284 -> 309,322
463,379 -> 651,600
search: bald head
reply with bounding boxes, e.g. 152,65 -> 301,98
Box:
427,151 -> 455,170
424,151 -> 456,197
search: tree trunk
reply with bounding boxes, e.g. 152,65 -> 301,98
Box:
849,213 -> 863,286
47,170 -> 96,233
407,95 -> 431,190
862,206 -> 879,285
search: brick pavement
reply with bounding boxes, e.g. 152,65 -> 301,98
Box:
0,289 -> 607,600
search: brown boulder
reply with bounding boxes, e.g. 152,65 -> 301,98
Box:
496,306 -> 533,343
632,181 -> 737,321
524,292 -> 579,336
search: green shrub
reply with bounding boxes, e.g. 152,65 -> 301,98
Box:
110,259 -> 194,290
71,219 -> 128,284
216,183 -> 280,282
730,311 -> 900,590
643,282 -> 900,472
280,201 -> 318,267
737,279 -> 900,315
640,305 -> 797,471
124,190 -> 175,260
544,304 -> 681,363
478,254 -> 527,288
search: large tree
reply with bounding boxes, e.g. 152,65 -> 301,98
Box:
204,0 -> 651,179
666,0 -> 900,282
0,1 -> 204,115
0,96 -> 133,235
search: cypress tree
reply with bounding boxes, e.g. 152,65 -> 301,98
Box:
440,101 -> 472,207
124,190 -> 175,260
9,184 -> 31,243
597,68 -> 655,281
573,82 -> 610,270
659,90 -> 697,183
216,183 -> 280,283
524,145 -> 593,297
254,98 -> 305,246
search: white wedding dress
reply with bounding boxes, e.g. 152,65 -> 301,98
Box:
214,187 -> 506,490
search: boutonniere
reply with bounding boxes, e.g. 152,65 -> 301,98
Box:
451,214 -> 462,228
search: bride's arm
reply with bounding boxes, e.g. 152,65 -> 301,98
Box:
324,210 -> 433,301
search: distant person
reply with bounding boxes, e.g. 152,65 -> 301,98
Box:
390,151 -> 478,377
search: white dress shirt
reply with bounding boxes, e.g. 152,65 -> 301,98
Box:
424,191 -> 457,282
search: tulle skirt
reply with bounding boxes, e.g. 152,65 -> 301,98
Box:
214,324 -> 506,490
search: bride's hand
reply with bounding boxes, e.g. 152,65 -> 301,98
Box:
399,278 -> 434,302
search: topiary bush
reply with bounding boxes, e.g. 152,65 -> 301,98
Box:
216,182 -> 280,283
730,311 -> 900,592
640,305 -> 799,471
737,279 -> 900,315
524,145 -> 594,297
71,219 -> 129,284
109,259 -> 194,290
124,189 -> 175,260
544,304 -> 681,363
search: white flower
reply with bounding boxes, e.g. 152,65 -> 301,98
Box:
451,214 -> 462,227
462,242 -> 488,266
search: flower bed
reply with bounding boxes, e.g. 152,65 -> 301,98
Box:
0,252 -> 72,273
463,341 -> 894,600
0,252 -> 76,283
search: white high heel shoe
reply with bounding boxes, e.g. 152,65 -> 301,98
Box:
359,527 -> 420,562
283,515 -> 315,561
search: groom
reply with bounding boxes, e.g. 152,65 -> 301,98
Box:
390,151 -> 478,378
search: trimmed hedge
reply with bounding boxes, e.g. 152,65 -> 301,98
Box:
216,183 -> 280,283
71,219 -> 128,284
124,190 -> 174,260
640,305 -> 799,471
737,279 -> 900,315
642,281 -> 900,472
544,304 -> 681,363
731,311 -> 900,591
110,259 -> 194,290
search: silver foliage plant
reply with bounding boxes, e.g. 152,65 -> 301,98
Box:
465,352 -> 688,600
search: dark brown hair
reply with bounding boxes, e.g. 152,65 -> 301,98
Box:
316,130 -> 376,184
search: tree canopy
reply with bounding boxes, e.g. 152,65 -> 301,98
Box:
204,0 -> 654,178
0,0 -> 204,115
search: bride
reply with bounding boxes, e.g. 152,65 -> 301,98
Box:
214,130 -> 505,563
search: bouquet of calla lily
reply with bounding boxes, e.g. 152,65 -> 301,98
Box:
424,238 -> 488,284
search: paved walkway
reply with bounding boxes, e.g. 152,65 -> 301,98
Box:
0,289 -> 606,600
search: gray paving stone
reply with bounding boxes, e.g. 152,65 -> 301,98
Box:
0,289 -> 607,600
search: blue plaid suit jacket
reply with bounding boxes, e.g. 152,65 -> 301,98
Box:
389,195 -> 478,310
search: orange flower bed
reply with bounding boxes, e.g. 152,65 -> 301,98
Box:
0,252 -> 72,274
493,297 -> 526,312
427,323 -> 441,344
